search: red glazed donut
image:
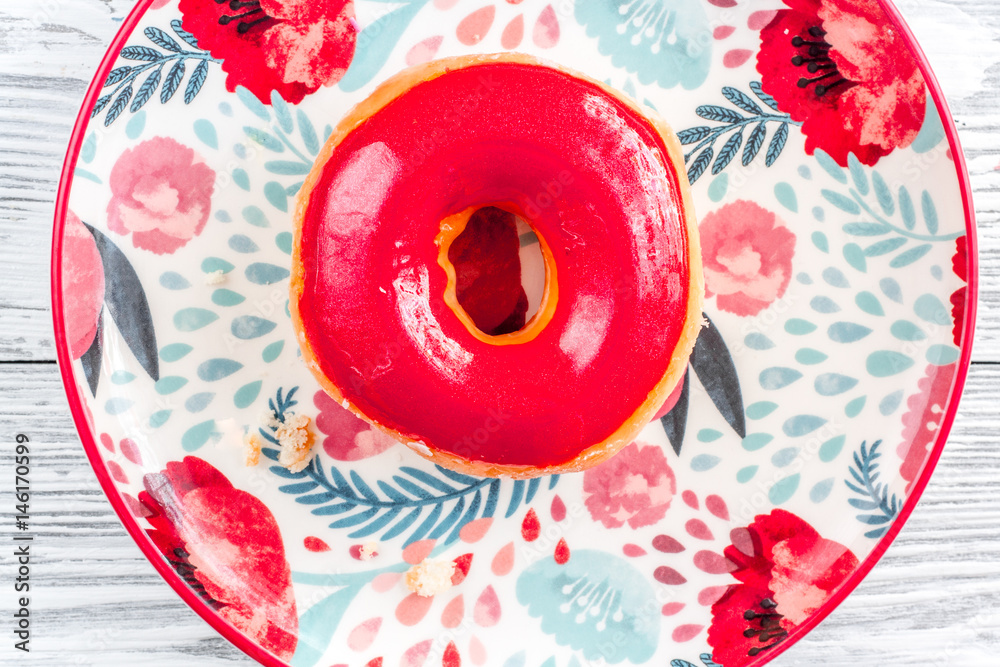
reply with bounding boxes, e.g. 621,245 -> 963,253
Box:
291,54 -> 703,478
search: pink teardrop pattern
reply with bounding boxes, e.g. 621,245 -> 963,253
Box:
452,553 -> 473,585
554,538 -> 570,565
706,494 -> 730,520
403,539 -> 436,564
693,550 -> 736,575
443,641 -> 462,667
119,438 -> 142,465
473,585 -> 501,627
661,602 -> 685,616
459,517 -> 492,543
748,10 -> 778,30
107,461 -> 128,484
653,566 -> 687,586
681,490 -> 698,509
469,635 -> 487,665
550,494 -> 566,522
501,15 -> 524,49
532,5 -> 559,48
122,492 -> 150,518
347,617 -> 382,652
491,542 -> 515,576
698,585 -> 730,606
685,519 -> 714,541
652,534 -> 685,553
407,36 -> 444,66
303,536 -> 331,552
729,527 -> 754,556
396,593 -> 434,626
441,594 -> 465,629
521,508 -> 540,542
457,6 -> 496,46
401,640 -> 432,667
371,572 -> 400,593
713,26 -> 735,40
100,433 -> 114,453
672,624 -> 705,642
622,543 -> 647,558
723,49 -> 753,68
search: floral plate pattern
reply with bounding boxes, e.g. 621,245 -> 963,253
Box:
52,1 -> 977,666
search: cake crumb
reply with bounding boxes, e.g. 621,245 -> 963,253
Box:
276,413 -> 314,473
243,433 -> 261,467
404,558 -> 456,597
258,410 -> 281,429
205,269 -> 227,285
359,541 -> 379,561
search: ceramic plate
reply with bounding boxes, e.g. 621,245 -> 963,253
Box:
52,1 -> 977,666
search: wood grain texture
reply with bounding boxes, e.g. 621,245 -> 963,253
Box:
0,0 -> 997,665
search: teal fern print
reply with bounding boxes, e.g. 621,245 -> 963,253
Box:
679,83 -> 801,183
93,21 -> 220,126
814,150 -> 961,268
844,439 -> 901,538
260,387 -> 557,546
236,88 -> 331,209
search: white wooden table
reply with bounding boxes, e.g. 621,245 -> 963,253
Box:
1,1 -> 997,664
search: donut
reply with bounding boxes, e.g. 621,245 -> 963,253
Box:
291,54 -> 703,478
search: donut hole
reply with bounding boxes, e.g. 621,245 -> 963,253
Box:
445,206 -> 548,338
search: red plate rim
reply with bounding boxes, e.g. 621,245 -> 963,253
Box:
49,1 -> 979,665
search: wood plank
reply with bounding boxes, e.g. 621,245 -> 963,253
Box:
0,361 -> 996,665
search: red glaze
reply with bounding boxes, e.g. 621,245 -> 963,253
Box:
294,57 -> 697,472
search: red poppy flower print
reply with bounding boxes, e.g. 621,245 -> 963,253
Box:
699,200 -> 796,317
62,210 -> 105,359
179,0 -> 357,104
898,362 -> 956,493
107,137 -> 215,254
708,510 -> 858,666
139,457 -> 297,660
950,236 -> 968,346
583,441 -> 676,529
757,0 -> 926,166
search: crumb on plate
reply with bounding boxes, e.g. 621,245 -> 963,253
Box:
404,558 -> 456,597
205,269 -> 227,285
359,541 -> 379,561
276,413 -> 313,473
243,433 -> 261,467
258,410 -> 281,429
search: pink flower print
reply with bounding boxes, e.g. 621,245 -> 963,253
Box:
583,441 -> 676,529
106,137 -> 215,254
700,200 -> 796,317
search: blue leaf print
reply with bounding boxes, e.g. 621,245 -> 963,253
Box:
339,0 -> 434,92
844,440 -> 900,538
259,386 -> 558,545
681,83 -> 797,181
